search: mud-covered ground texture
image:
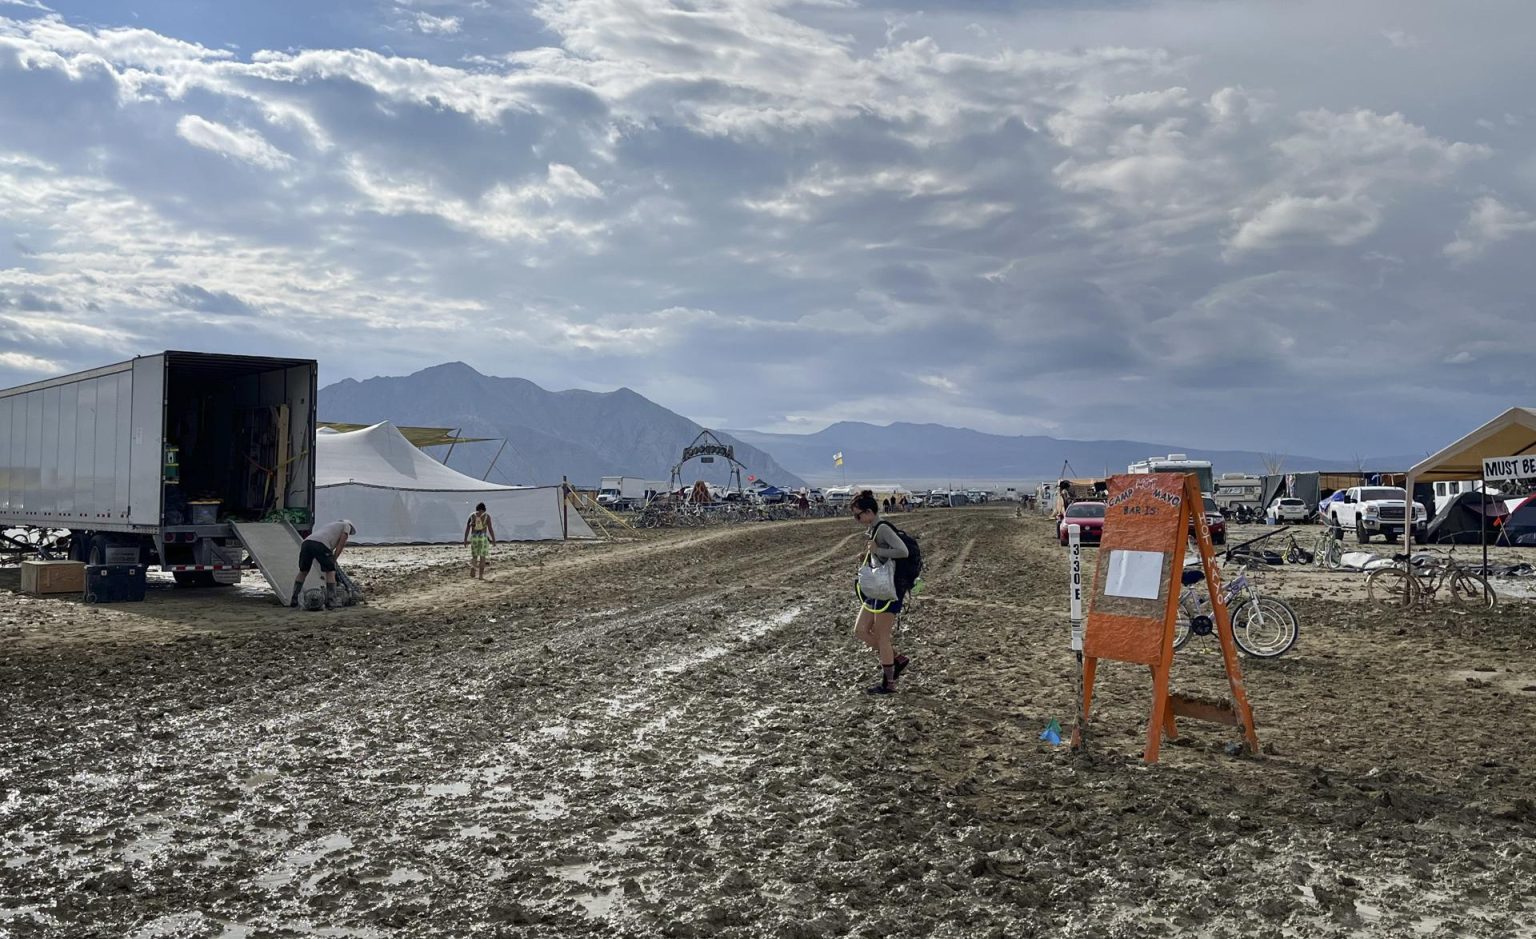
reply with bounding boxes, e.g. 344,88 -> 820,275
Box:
3,507 -> 1535,938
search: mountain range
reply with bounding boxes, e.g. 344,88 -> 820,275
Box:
320,363 -> 1424,492
319,363 -> 806,489
726,422 -> 1426,486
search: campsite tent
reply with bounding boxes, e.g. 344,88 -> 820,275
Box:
1405,407 -> 1536,556
1424,490 -> 1510,544
316,422 -> 595,544
1503,495 -> 1536,546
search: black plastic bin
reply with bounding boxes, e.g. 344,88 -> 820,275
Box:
84,564 -> 147,603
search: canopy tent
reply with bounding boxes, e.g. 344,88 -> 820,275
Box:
1406,408 -> 1536,483
318,422 -> 494,449
1424,490 -> 1510,545
1404,407 -> 1536,554
316,422 -> 594,544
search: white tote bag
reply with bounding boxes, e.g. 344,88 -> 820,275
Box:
857,556 -> 899,600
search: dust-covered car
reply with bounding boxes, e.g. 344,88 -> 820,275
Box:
1059,501 -> 1106,545
1267,497 -> 1310,523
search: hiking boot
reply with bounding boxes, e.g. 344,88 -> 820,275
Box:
289,585 -> 301,609
893,655 -> 910,679
323,585 -> 338,610
866,682 -> 897,695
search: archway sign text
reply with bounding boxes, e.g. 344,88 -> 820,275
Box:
1079,472 -> 1260,763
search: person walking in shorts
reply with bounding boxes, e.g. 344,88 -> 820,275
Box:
290,519 -> 354,610
464,502 -> 496,578
850,490 -> 911,695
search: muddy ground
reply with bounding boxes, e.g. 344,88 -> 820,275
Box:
2,507 -> 1535,938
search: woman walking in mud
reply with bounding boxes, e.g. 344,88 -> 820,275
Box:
851,490 -> 910,695
463,502 -> 496,578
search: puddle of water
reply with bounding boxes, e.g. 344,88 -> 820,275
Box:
240,771 -> 278,791
528,794 -> 567,820
0,905 -> 61,927
251,833 -> 354,889
651,607 -> 802,677
122,826 -> 177,865
133,911 -> 209,938
363,867 -> 427,886
549,862 -> 618,919
423,781 -> 471,798
458,825 -> 491,839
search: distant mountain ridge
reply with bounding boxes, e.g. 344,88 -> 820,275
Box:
320,363 -> 806,489
725,421 -> 1423,486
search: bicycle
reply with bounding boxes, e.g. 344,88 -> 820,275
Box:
1365,548 -> 1497,611
1311,526 -> 1344,571
1283,533 -> 1314,565
1173,565 -> 1299,658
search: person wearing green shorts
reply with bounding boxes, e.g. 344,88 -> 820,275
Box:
463,502 -> 497,578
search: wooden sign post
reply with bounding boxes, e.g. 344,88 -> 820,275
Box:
1079,473 -> 1259,763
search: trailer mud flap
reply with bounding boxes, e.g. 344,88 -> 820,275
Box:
230,521 -> 338,603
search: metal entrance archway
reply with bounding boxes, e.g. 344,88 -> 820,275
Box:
670,430 -> 746,500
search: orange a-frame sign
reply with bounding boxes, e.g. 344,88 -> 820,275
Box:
1078,473 -> 1259,762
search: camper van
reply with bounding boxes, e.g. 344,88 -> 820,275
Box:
1128,454 -> 1215,494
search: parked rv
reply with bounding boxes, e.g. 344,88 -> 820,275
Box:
0,352 -> 318,586
1128,454 -> 1215,495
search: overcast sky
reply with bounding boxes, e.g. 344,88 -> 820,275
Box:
1,0 -> 1532,458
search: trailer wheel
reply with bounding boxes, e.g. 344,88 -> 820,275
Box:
88,534 -> 109,565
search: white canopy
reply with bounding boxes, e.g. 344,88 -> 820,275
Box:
315,421 -> 594,544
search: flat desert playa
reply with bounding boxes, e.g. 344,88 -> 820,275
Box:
3,508 -> 1535,938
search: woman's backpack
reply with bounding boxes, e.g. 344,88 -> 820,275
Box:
875,521 -> 923,590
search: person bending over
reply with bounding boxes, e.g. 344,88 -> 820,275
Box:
290,519 -> 354,610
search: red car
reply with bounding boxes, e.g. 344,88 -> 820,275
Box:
1059,501 -> 1106,545
1191,494 -> 1227,545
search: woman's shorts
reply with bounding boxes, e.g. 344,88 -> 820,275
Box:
856,583 -> 905,615
469,534 -> 490,560
298,539 -> 336,574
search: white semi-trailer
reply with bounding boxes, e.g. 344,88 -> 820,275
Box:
0,351 -> 318,586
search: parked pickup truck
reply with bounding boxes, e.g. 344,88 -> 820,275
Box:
1326,486 -> 1428,544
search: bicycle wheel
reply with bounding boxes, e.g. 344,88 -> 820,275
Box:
1365,567 -> 1415,608
1228,597 -> 1298,657
1447,571 -> 1496,610
1172,615 -> 1192,651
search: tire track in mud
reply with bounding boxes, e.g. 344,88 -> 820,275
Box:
231,514 -> 974,933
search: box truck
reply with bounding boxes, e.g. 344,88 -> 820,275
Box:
596,476 -> 665,509
0,351 -> 317,587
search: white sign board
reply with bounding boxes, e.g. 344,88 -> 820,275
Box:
1483,455 -> 1536,482
1104,549 -> 1165,600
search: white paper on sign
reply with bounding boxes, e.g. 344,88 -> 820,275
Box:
1104,549 -> 1164,600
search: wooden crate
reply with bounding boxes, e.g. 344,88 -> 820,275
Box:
20,559 -> 86,595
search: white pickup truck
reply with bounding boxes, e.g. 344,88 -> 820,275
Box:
1326,486 -> 1428,544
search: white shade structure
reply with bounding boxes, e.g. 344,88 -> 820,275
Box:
315,422 -> 594,543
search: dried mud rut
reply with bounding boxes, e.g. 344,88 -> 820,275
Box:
3,507 -> 1536,938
